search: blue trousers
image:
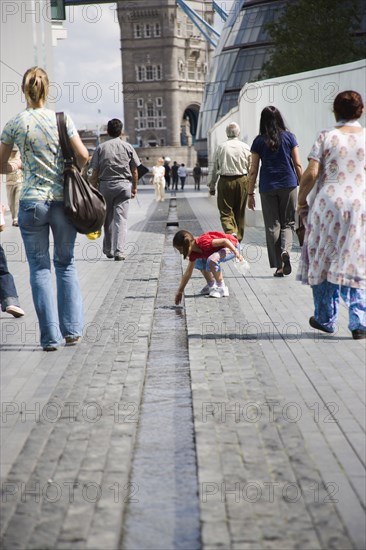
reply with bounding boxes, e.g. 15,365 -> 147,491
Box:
0,244 -> 20,311
19,200 -> 83,347
312,280 -> 366,333
194,245 -> 239,273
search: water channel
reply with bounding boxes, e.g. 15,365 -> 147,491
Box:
121,200 -> 201,549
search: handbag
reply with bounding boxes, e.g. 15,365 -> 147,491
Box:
296,220 -> 305,246
56,112 -> 106,234
137,164 -> 149,179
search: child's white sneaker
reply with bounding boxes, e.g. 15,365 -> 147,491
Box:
200,283 -> 216,295
209,285 -> 229,298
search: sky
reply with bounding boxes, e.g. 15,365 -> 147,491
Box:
53,2 -> 121,130
53,1 -> 233,131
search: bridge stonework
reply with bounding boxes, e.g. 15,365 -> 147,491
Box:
117,0 -> 214,149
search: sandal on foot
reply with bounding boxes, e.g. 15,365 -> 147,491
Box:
309,316 -> 334,334
281,251 -> 292,275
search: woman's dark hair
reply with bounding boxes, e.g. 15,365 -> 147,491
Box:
333,91 -> 364,121
107,118 -> 123,138
173,230 -> 194,259
259,106 -> 287,151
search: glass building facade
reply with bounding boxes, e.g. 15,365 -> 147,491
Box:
195,0 -> 288,161
195,0 -> 366,162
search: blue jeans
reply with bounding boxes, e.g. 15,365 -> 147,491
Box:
194,245 -> 239,272
0,244 -> 20,310
19,200 -> 83,347
312,280 -> 366,333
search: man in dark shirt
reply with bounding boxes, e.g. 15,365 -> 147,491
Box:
164,157 -> 171,190
171,161 -> 179,190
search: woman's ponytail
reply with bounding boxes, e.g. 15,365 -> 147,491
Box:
22,67 -> 49,106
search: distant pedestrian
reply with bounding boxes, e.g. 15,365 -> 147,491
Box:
209,122 -> 251,242
173,229 -> 243,303
0,66 -> 88,350
6,146 -> 22,226
0,245 -> 25,318
178,163 -> 187,190
164,157 -> 171,190
172,161 -> 179,190
0,205 -> 24,317
247,107 -> 302,276
90,118 -> 140,261
152,157 -> 166,202
296,90 -> 365,339
193,163 -> 202,190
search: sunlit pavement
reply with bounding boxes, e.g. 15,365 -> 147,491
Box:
1,184 -> 365,550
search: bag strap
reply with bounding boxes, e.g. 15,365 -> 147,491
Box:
56,112 -> 76,166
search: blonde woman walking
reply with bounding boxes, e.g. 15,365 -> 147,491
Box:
0,67 -> 89,350
152,157 -> 166,201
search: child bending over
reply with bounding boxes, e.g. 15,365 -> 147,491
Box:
173,230 -> 243,304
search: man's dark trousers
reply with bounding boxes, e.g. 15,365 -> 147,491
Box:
217,175 -> 248,242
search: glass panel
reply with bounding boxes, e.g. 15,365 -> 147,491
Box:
51,0 -> 65,21
225,10 -> 244,47
226,5 -> 280,48
226,47 -> 267,88
218,92 -> 239,119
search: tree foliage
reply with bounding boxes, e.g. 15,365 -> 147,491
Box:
260,0 -> 366,79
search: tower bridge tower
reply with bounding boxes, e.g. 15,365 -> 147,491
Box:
117,0 -> 214,148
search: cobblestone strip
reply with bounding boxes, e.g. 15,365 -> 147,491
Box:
0,204 -> 169,550
176,197 -> 357,550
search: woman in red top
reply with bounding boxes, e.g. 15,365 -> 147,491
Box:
173,230 -> 243,304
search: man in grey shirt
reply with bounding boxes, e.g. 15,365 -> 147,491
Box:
90,119 -> 140,260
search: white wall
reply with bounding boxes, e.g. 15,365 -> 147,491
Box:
208,59 -> 366,226
0,0 -> 56,120
0,0 -> 56,204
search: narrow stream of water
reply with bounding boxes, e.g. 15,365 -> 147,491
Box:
121,206 -> 201,549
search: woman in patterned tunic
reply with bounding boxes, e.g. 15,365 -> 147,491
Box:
297,91 -> 365,340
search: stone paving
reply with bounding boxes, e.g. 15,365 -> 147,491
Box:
0,185 -> 365,549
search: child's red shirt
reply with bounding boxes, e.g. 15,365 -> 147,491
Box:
188,232 -> 238,262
